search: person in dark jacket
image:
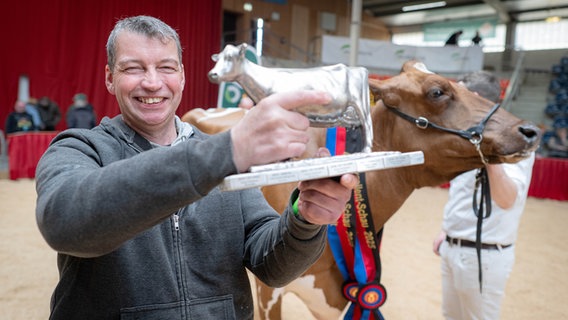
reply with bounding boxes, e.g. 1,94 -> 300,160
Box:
5,100 -> 36,133
445,30 -> 463,46
35,15 -> 357,320
66,93 -> 97,129
471,30 -> 482,45
36,96 -> 61,130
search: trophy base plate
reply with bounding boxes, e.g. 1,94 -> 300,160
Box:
219,151 -> 424,191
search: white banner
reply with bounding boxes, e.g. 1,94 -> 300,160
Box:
322,35 -> 483,74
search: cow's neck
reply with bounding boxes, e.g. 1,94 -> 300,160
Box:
364,106 -> 454,230
364,163 -> 416,230
236,61 -> 275,103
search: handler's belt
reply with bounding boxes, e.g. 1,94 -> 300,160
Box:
446,236 -> 512,250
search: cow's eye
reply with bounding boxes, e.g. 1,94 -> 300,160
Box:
429,88 -> 444,99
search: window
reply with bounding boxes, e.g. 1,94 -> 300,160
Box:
392,25 -> 507,52
392,20 -> 568,52
516,20 -> 568,51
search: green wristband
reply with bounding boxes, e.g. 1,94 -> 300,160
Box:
291,196 -> 310,223
292,196 -> 299,216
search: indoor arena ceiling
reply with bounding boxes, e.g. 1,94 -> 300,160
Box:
362,0 -> 568,28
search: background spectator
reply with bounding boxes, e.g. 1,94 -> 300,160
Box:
445,30 -> 463,46
66,93 -> 97,129
472,30 -> 482,45
25,97 -> 43,130
5,100 -> 36,133
37,96 -> 61,131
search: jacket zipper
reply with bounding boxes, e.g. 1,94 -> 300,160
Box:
172,211 -> 188,316
173,213 -> 180,231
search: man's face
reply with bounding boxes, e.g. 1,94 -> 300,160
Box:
105,31 -> 185,134
15,101 -> 26,113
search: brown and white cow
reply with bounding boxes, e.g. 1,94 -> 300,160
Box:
183,60 -> 541,319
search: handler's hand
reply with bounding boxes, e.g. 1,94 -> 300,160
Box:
432,230 -> 446,256
295,148 -> 358,225
230,91 -> 331,172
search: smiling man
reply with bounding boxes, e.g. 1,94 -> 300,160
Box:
35,15 -> 357,319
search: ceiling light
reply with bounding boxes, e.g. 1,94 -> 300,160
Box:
545,16 -> 561,23
402,1 -> 447,12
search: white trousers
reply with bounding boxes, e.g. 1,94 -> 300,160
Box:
439,240 -> 515,320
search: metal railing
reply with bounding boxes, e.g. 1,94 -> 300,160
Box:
501,51 -> 526,111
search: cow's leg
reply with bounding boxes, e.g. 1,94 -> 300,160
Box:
256,282 -> 285,320
284,246 -> 347,319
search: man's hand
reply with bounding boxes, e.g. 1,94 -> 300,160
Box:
230,91 -> 331,172
295,148 -> 358,225
433,230 -> 446,256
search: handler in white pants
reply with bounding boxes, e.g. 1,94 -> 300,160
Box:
438,230 -> 515,319
433,153 -> 535,319
433,71 -> 536,320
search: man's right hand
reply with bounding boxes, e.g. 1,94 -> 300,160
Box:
230,91 -> 331,172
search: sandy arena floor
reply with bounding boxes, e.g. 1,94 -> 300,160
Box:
1,179 -> 567,319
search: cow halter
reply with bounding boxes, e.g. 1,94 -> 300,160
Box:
385,102 -> 501,292
385,103 -> 500,165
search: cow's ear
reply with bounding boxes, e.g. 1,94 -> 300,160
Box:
368,78 -> 382,103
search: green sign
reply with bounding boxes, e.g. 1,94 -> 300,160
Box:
220,82 -> 244,108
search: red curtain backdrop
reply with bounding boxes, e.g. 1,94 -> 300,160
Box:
0,0 -> 222,132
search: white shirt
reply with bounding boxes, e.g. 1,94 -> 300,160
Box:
442,153 -> 535,245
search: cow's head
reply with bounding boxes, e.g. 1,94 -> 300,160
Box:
208,44 -> 248,83
369,60 -> 541,177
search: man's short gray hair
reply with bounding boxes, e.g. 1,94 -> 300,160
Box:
106,15 -> 183,71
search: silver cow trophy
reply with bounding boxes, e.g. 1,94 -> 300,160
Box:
207,43 -> 424,191
208,43 -> 373,153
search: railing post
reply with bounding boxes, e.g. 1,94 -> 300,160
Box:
349,0 -> 362,67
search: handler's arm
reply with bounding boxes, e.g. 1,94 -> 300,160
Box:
486,164 -> 518,209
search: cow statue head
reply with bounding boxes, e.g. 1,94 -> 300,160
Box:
208,43 -> 248,83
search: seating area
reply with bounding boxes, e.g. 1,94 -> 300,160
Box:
541,56 -> 568,158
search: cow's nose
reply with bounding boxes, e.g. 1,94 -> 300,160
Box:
208,72 -> 219,82
518,123 -> 541,144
